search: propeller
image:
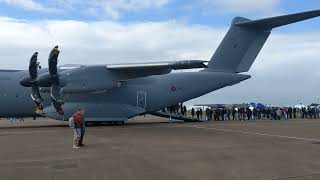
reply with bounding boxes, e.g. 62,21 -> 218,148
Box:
29,52 -> 43,113
48,45 -> 64,115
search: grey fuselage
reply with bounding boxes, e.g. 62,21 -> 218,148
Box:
0,68 -> 250,121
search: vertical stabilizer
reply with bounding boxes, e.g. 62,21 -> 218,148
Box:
205,10 -> 320,73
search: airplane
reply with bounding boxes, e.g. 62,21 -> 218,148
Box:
0,10 -> 319,125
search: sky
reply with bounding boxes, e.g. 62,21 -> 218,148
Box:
0,0 -> 319,106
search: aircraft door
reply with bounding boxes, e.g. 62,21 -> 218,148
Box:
137,91 -> 146,109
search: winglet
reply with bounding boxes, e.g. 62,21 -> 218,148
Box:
235,10 -> 320,29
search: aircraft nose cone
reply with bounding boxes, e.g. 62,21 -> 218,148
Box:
19,76 -> 32,87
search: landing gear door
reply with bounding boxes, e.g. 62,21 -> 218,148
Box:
137,91 -> 146,109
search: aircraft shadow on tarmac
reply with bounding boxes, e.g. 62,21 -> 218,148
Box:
0,120 -> 188,129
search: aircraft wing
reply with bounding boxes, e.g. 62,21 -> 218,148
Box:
106,60 -> 208,71
59,60 -> 207,80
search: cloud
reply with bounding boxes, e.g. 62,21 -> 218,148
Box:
89,0 -> 169,19
0,0 -> 170,18
201,0 -> 281,15
0,0 -> 57,12
0,17 -> 223,68
0,1 -> 282,20
55,0 -> 170,19
0,16 -> 319,106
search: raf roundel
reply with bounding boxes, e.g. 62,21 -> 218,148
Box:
171,86 -> 176,92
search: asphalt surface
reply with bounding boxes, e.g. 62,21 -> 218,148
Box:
1,116 -> 320,180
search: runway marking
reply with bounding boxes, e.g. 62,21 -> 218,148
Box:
180,125 -> 320,142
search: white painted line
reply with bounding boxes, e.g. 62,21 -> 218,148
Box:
184,125 -> 320,142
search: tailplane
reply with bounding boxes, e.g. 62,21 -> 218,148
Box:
205,10 -> 320,73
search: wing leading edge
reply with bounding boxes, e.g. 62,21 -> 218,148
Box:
106,60 -> 207,70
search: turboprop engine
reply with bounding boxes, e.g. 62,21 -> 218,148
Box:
19,46 -> 116,115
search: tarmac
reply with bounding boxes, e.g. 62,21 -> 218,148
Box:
1,116 -> 320,180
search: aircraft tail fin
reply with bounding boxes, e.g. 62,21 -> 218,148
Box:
205,10 -> 320,73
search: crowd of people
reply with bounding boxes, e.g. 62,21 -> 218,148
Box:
163,103 -> 320,121
199,106 -> 320,121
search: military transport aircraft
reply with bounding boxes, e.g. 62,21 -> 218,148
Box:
0,10 -> 319,124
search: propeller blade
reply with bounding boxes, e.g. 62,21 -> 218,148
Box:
49,45 -> 59,77
20,52 -> 39,87
50,84 -> 64,115
27,52 -> 43,113
31,84 -> 43,112
29,52 -> 39,80
48,45 -> 64,115
31,84 -> 42,102
50,99 -> 64,115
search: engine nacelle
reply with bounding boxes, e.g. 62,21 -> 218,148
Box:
59,66 -> 117,93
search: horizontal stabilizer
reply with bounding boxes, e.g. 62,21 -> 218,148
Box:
235,10 -> 320,29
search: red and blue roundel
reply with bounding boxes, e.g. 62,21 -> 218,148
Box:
171,86 -> 176,91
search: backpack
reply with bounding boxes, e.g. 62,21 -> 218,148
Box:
68,117 -> 75,129
74,114 -> 81,121
73,114 -> 83,128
